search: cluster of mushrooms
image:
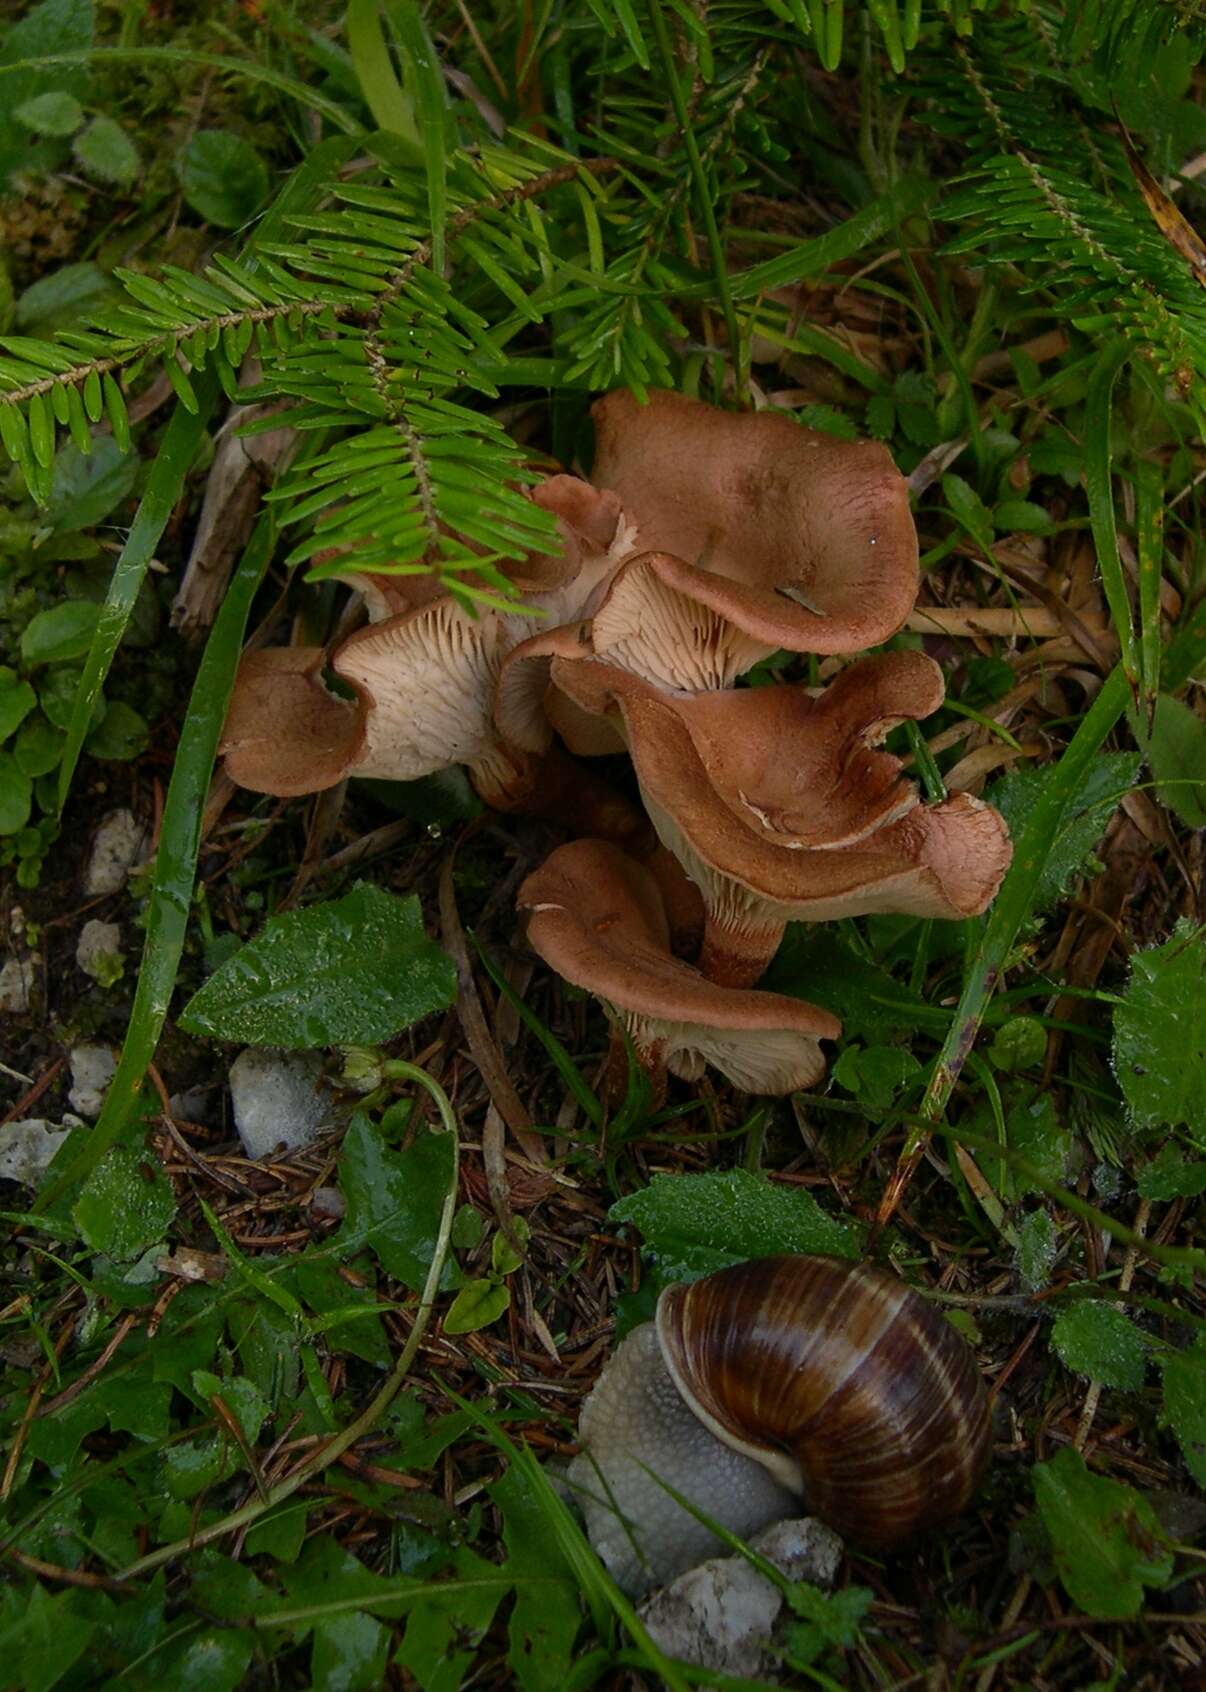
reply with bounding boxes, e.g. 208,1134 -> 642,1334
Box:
222,390 -> 1011,1593
223,388 -> 1012,1099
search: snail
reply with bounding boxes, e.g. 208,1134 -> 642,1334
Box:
567,1254 -> 992,1596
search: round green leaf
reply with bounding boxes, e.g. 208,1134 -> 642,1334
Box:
13,716 -> 65,777
0,670 -> 37,740
16,261 -> 114,333
48,437 -> 138,531
20,601 -> 101,666
989,1015 -> 1048,1072
86,699 -> 149,762
72,115 -> 139,188
73,1144 -> 176,1261
178,131 -> 269,229
14,90 -> 83,136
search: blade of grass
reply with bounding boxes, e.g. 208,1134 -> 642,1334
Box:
37,515 -> 275,1210
118,1059 -> 460,1577
722,176 -> 934,300
875,663 -> 1131,1228
58,134 -> 359,810
1135,455 -> 1164,727
1084,342 -> 1137,687
383,0 -> 448,272
347,0 -> 418,139
57,379 -> 217,808
0,47 -> 363,133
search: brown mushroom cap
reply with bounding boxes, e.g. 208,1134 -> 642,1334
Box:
220,648 -> 367,797
519,839 -> 841,1094
591,390 -> 918,656
553,649 -> 946,851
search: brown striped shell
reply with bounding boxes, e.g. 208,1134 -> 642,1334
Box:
656,1254 -> 992,1550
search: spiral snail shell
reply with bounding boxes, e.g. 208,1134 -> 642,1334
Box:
570,1254 -> 992,1595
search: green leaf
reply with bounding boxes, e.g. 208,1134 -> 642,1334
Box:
178,130 -> 269,228
1017,1208 -> 1058,1292
73,1142 -> 176,1260
312,1613 -> 390,1692
20,600 -> 101,665
335,1114 -> 457,1292
1137,1143 -> 1206,1201
610,1169 -> 858,1281
831,1043 -> 922,1110
394,1548 -> 510,1692
1161,1342 -> 1206,1487
1051,1300 -> 1148,1390
0,1584 -> 95,1692
492,1463 -> 581,1692
0,0 -> 93,189
782,1581 -> 873,1668
179,884 -> 455,1047
14,89 -> 83,135
942,472 -> 995,550
154,1630 -> 255,1692
986,751 -> 1141,914
73,114 -> 139,187
347,0 -> 417,139
383,2 -> 448,270
762,928 -> 946,1041
1033,1446 -> 1172,1619
85,698 -> 148,761
47,436 -> 138,531
0,669 -> 37,739
1112,919 -> 1206,1133
1001,1095 -> 1072,1202
988,1016 -> 1047,1073
14,718 -> 64,778
491,1216 -> 528,1276
1135,693 -> 1206,827
17,262 -> 114,332
442,1279 -> 510,1335
0,753 -> 34,834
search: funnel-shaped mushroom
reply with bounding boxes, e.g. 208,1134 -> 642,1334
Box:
553,649 -> 945,850
551,655 -> 1011,985
519,839 -> 841,1094
590,390 -> 918,658
222,473 -> 648,845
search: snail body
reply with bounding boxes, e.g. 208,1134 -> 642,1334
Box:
570,1254 -> 991,1595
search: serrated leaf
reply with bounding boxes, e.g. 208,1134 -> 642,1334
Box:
987,752 -> 1141,914
1161,1343 -> 1206,1487
179,883 -> 455,1047
1137,1143 -> 1206,1200
610,1169 -> 857,1281
1033,1446 -> 1172,1619
442,1279 -> 510,1334
491,1464 -> 580,1692
1112,919 -> 1206,1133
1051,1300 -> 1148,1390
73,1143 -> 176,1260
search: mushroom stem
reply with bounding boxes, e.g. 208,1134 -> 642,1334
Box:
471,743 -> 654,857
697,917 -> 785,989
599,1022 -> 668,1110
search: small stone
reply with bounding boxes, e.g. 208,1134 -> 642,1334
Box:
84,808 -> 149,896
750,1516 -> 843,1587
77,919 -> 123,984
229,1048 -> 334,1160
638,1552 -> 783,1680
168,1085 -> 219,1126
0,956 -> 35,1014
68,1044 -> 118,1119
0,1116 -> 83,1187
310,1185 -> 346,1220
636,1517 -> 843,1682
